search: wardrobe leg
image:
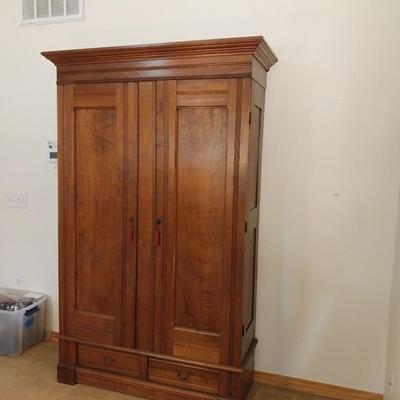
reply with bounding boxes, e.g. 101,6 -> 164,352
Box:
57,363 -> 76,385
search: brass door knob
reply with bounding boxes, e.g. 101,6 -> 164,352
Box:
103,356 -> 114,365
177,371 -> 190,381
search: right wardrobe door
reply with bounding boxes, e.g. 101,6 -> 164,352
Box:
162,79 -> 238,365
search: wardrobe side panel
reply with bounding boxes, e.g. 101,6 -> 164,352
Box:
241,80 -> 266,359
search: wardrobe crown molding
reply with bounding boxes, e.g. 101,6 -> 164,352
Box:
42,36 -> 277,84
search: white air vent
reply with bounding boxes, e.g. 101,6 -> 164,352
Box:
21,0 -> 85,25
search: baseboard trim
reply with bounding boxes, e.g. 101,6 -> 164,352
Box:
254,371 -> 383,400
48,331 -> 383,400
48,331 -> 59,343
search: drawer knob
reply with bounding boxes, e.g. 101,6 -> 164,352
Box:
103,356 -> 114,365
177,371 -> 190,381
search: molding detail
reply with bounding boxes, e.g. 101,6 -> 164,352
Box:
41,36 -> 277,84
42,36 -> 277,67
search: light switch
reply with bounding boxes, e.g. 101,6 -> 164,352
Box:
6,193 -> 29,209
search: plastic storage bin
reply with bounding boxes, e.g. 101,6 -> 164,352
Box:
0,288 -> 46,356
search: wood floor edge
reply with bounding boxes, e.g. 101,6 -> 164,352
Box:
254,371 -> 383,400
48,332 -> 383,400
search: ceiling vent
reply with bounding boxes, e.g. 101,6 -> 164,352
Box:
21,0 -> 85,25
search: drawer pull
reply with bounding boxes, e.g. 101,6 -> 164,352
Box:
103,356 -> 114,365
177,371 -> 190,381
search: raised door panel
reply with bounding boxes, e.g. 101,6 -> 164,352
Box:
75,109 -> 122,316
63,83 -> 127,346
163,79 -> 237,365
175,107 -> 226,334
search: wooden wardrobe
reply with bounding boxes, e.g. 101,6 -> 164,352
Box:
43,36 -> 277,400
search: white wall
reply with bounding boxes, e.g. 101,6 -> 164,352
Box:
0,0 -> 399,394
385,187 -> 400,399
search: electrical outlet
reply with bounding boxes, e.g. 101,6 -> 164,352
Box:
5,193 -> 29,209
15,278 -> 22,287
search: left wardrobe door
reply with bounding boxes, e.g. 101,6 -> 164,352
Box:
61,83 -> 137,347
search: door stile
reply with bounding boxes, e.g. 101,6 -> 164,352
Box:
123,82 -> 139,348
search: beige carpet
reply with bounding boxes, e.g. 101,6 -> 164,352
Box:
0,342 -> 330,400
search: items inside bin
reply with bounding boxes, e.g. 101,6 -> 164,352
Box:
0,294 -> 34,312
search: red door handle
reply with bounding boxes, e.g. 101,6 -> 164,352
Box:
128,218 -> 135,243
153,229 -> 161,247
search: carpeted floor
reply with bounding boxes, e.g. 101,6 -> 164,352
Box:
0,342 -> 331,400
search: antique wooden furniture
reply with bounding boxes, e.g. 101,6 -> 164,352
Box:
42,36 -> 277,400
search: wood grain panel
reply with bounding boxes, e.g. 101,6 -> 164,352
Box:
229,78 -> 252,369
136,81 -> 157,351
149,359 -> 220,395
251,58 -> 267,89
64,83 -> 125,346
58,334 -> 243,373
164,79 -> 237,365
55,62 -> 251,85
57,85 -> 66,337
163,80 -> 178,356
177,79 -> 229,107
76,367 -> 221,400
175,106 -> 227,333
42,37 -> 278,84
173,328 -> 220,352
73,84 -> 118,107
43,37 -> 277,67
73,311 -> 114,344
243,227 -> 257,332
173,345 -> 221,365
154,81 -> 167,353
247,106 -> 262,211
241,81 -> 265,360
58,336 -> 77,384
173,328 -> 221,364
78,344 -> 144,379
123,82 -> 139,349
75,108 -> 122,316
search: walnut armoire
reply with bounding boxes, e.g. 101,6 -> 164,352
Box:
42,36 -> 277,400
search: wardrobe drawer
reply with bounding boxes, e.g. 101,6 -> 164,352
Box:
77,345 -> 144,379
148,359 -> 220,394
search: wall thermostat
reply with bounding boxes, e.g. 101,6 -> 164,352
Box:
48,140 -> 57,163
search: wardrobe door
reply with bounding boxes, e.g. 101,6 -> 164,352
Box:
163,79 -> 237,364
63,83 -> 129,346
